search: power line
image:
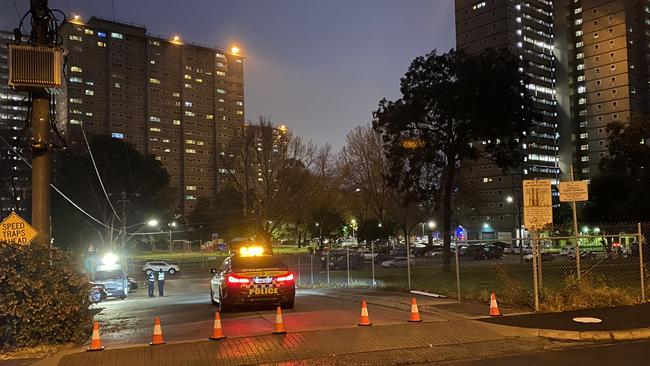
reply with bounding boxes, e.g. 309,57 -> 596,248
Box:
0,135 -> 119,232
79,121 -> 122,222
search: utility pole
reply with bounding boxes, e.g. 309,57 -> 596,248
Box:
30,0 -> 52,248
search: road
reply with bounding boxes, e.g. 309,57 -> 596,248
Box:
451,340 -> 650,366
93,271 -> 448,346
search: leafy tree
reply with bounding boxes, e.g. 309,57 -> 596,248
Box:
586,114 -> 650,222
52,135 -> 172,250
373,49 -> 534,271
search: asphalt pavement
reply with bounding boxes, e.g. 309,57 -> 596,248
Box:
91,275 -> 450,347
451,340 -> 650,366
480,303 -> 650,331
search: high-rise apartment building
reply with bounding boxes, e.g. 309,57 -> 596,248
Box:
58,16 -> 245,214
455,0 -> 559,239
0,31 -> 30,217
455,0 -> 650,238
555,0 -> 650,179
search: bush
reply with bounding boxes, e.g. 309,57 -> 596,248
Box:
0,242 -> 92,351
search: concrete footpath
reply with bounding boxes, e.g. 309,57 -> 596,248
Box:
58,320 -> 547,366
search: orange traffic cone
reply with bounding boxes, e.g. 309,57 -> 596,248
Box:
209,311 -> 226,340
358,299 -> 372,326
489,292 -> 502,317
273,306 -> 287,334
150,317 -> 166,345
408,298 -> 422,322
86,321 -> 104,352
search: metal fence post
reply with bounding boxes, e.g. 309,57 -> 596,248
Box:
297,255 -> 301,288
326,252 -> 330,284
371,242 -> 376,287
639,223 -> 645,302
310,253 -> 314,286
346,247 -> 350,287
532,232 -> 540,311
455,238 -> 461,301
537,237 -> 543,290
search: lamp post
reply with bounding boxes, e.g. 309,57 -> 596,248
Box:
506,194 -> 523,255
168,221 -> 177,253
350,219 -> 357,240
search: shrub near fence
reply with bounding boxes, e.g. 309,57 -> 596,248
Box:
0,242 -> 92,351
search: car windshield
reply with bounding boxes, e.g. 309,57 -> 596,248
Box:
94,270 -> 123,281
231,256 -> 288,272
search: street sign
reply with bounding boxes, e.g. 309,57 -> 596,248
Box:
559,181 -> 588,202
0,212 -> 39,245
523,179 -> 553,231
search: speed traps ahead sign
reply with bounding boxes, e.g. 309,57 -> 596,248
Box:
0,212 -> 39,245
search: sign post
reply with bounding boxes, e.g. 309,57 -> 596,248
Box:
523,179 -> 553,312
559,166 -> 589,279
0,212 -> 39,245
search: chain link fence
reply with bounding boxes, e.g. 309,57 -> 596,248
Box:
278,222 -> 649,312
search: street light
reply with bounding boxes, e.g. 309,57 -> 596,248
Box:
230,46 -> 240,55
147,219 -> 159,227
427,221 -> 436,230
506,196 -> 514,203
350,219 -> 358,240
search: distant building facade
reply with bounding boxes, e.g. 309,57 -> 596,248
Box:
0,30 -> 30,217
58,16 -> 245,214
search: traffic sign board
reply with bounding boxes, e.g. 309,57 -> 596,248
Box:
0,212 -> 39,245
559,181 -> 588,202
523,179 -> 553,231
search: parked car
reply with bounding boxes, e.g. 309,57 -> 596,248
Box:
142,260 -> 180,274
468,243 -> 503,260
93,268 -> 129,299
381,257 -> 415,268
322,251 -> 364,270
523,252 -> 555,262
424,247 -> 443,258
128,277 -> 138,290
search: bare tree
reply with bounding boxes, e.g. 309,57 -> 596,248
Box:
219,118 -> 328,243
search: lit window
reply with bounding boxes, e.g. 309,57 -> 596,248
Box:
184,83 -> 192,88
84,29 -> 94,35
162,139 -> 170,143
85,112 -> 93,116
579,133 -> 588,139
149,127 -> 161,132
110,32 -> 123,39
69,98 -> 83,104
236,101 -> 243,106
173,119 -> 181,125
217,89 -> 226,94
581,156 -> 589,162
85,81 -> 94,86
150,40 -> 160,46
186,185 -> 197,191
580,144 -> 589,151
85,89 -> 94,96
149,78 -> 161,84
236,110 -> 243,115
97,32 -> 106,38
71,66 -> 83,72
149,116 -> 161,122
184,101 -> 193,107
70,119 -> 81,125
184,74 -> 192,80
70,77 -> 82,83
150,60 -> 156,65
69,35 -> 82,41
185,139 -> 196,144
196,78 -> 203,83
185,148 -> 196,154
215,53 -> 225,59
111,132 -> 124,139
186,195 -> 196,200
206,114 -> 214,120
235,59 -> 242,63
97,42 -> 106,47
218,98 -> 225,103
114,82 -> 120,88
185,111 -> 195,117
216,71 -> 226,76
197,141 -> 204,146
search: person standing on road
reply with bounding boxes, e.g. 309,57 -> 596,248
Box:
147,271 -> 155,297
157,268 -> 165,296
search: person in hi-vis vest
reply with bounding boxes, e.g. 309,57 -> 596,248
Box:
157,269 -> 165,296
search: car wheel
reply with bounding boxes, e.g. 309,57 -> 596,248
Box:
168,268 -> 176,275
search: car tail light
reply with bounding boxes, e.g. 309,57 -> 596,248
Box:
227,274 -> 250,284
276,273 -> 294,282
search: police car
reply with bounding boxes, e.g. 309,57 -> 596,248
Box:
209,244 -> 295,311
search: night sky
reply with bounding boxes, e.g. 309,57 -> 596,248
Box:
1,0 -> 455,151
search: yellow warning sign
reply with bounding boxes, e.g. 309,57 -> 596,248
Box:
0,212 -> 39,245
